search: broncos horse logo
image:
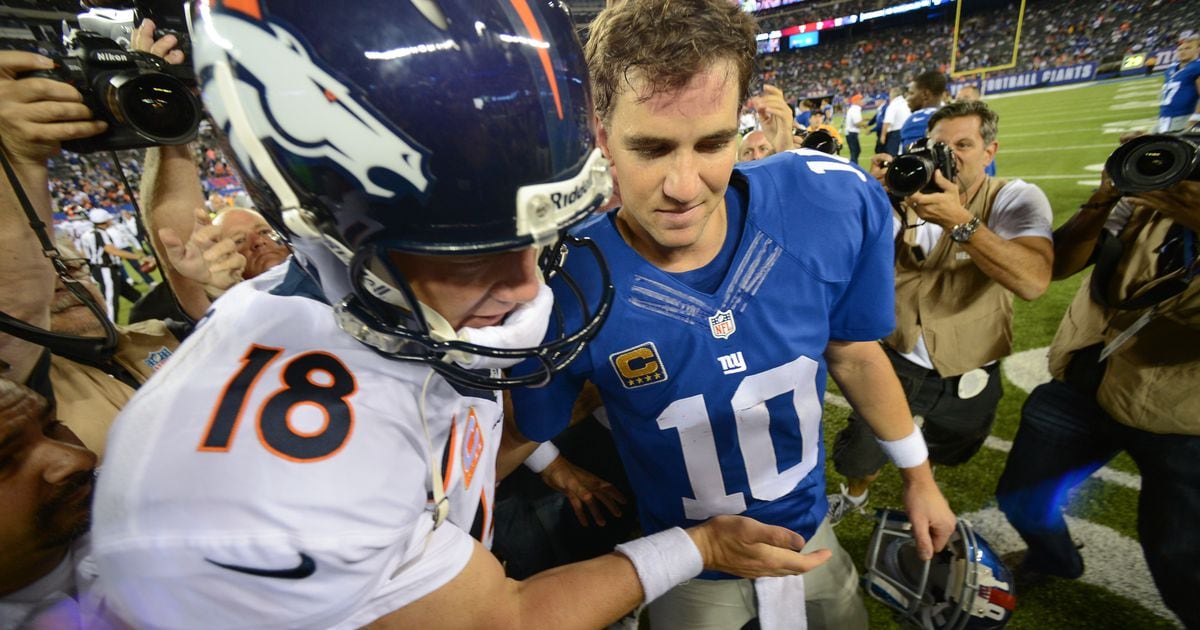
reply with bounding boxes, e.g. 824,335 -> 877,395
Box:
193,0 -> 430,199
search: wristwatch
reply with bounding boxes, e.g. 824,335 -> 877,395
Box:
950,216 -> 981,243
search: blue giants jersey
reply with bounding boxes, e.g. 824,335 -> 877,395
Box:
1161,60 -> 1200,118
900,106 -> 937,150
511,150 -> 895,568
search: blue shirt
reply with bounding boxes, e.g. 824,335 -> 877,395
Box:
511,151 -> 896,577
1161,59 -> 1200,118
795,110 -> 813,127
900,106 -> 937,150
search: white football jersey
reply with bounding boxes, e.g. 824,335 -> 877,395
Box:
92,262 -> 503,629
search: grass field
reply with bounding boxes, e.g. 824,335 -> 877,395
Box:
828,76 -> 1182,628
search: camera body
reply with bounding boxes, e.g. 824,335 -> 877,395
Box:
885,138 -> 957,196
7,31 -> 200,154
1105,129 -> 1200,193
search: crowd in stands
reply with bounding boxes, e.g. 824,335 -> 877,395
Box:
47,151 -> 141,219
752,0 -> 1199,104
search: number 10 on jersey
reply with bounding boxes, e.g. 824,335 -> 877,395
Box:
657,355 -> 822,520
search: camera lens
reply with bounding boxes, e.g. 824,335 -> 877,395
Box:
886,154 -> 933,197
104,72 -> 201,144
1106,134 -> 1200,193
1134,150 -> 1174,178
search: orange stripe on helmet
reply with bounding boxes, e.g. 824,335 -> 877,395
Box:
222,0 -> 263,19
507,0 -> 564,120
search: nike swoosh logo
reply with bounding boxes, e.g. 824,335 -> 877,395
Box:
206,552 -> 316,579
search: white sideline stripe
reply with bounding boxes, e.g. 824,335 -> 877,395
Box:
960,507 -> 1181,625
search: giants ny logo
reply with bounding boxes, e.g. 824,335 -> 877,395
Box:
717,351 -> 747,375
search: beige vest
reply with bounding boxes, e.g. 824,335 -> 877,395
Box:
49,319 -> 178,459
885,177 -> 1013,377
1048,207 -> 1200,435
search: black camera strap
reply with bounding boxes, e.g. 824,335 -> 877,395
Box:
0,139 -> 123,375
1089,222 -> 1198,311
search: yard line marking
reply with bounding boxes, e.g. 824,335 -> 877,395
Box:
960,507 -> 1181,624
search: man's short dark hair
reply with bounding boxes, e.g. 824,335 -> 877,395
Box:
927,100 -> 999,145
586,0 -> 758,123
914,70 -> 948,98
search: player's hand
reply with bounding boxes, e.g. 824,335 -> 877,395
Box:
539,455 -> 627,527
686,515 -> 832,579
0,51 -> 107,165
131,19 -> 185,65
907,170 -> 973,229
160,208 -> 246,290
750,85 -> 794,155
901,475 -> 955,561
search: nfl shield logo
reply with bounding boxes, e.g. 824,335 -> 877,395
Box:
708,310 -> 736,339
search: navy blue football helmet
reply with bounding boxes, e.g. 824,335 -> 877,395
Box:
189,0 -> 613,388
864,509 -> 1017,630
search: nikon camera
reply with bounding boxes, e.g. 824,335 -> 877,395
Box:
885,138 -> 957,197
1105,128 -> 1200,193
6,31 -> 201,154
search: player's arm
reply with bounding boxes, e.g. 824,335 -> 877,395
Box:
369,515 -> 829,630
825,339 -> 955,561
0,51 -> 107,383
101,241 -> 143,261
908,171 -> 1052,300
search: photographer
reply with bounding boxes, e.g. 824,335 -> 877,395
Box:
0,18 -> 209,623
996,153 -> 1199,628
829,101 -> 1053,522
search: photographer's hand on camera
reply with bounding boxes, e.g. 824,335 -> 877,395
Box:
869,153 -> 891,186
1127,180 -> 1200,233
0,52 -> 107,166
131,19 -> 184,66
907,170 -> 974,229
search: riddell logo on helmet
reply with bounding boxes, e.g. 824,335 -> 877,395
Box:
550,178 -> 592,209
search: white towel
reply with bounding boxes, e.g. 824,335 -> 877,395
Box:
755,574 -> 807,630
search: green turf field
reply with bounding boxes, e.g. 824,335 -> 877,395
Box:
829,76 -> 1181,628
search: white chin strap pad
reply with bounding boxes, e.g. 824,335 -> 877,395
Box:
442,283 -> 555,370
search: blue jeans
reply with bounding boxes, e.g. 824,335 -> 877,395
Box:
996,379 -> 1200,628
847,133 -> 861,166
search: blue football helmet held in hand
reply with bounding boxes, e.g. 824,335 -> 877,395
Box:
189,0 -> 613,389
864,509 -> 1017,630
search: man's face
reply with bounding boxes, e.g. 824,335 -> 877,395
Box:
389,248 -> 541,330
928,114 -> 997,194
51,259 -> 107,338
907,82 -> 930,110
598,60 -> 740,260
739,131 -> 773,162
217,210 -> 290,279
1178,38 -> 1200,64
0,379 -> 96,594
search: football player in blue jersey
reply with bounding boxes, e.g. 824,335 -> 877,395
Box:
899,70 -> 948,151
509,0 -> 956,628
1158,30 -> 1200,133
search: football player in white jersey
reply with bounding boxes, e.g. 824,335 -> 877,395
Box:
90,1 -> 832,628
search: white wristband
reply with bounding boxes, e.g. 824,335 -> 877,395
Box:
875,423 -> 929,469
615,527 -> 704,604
523,441 -> 560,473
